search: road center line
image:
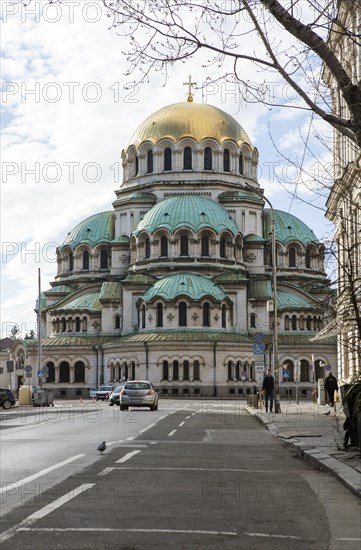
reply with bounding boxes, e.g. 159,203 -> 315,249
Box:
139,423 -> 155,434
0,454 -> 85,495
17,527 -> 237,537
244,532 -> 301,540
168,429 -> 177,437
178,421 -> 185,427
111,466 -> 275,473
0,483 -> 95,543
116,450 -> 141,463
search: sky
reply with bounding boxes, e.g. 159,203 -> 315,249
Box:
1,0 -> 335,339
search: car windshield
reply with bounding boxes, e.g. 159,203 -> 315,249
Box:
125,382 -> 151,390
115,386 -> 123,392
99,386 -> 113,391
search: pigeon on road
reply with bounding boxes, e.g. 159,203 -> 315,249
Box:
97,441 -> 106,454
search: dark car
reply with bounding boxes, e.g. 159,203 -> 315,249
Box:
0,388 -> 16,409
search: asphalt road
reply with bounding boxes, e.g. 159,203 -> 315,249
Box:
1,400 -> 360,549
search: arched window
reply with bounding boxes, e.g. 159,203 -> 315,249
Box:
183,360 -> 189,381
162,360 -> 169,380
100,249 -> 108,269
222,304 -> 227,328
204,147 -> 212,170
183,147 -> 192,170
156,303 -> 163,327
114,315 -> 121,329
201,235 -> 209,256
220,237 -> 226,258
203,302 -> 210,327
223,149 -> 230,172
173,360 -> 179,381
141,305 -> 146,329
69,252 -> 74,272
46,362 -> 55,383
285,315 -> 290,330
160,236 -> 168,257
179,301 -> 187,326
180,235 -> 189,256
82,250 -> 89,270
147,150 -> 153,173
288,247 -> 296,267
306,316 -> 312,330
194,360 -> 200,380
61,317 -> 66,332
75,317 -> 81,332
283,360 -> 294,382
59,361 -> 70,383
228,361 -> 233,380
239,153 -> 244,174
145,238 -> 150,258
305,249 -> 311,268
164,148 -> 172,171
235,361 -> 241,380
135,156 -> 139,176
74,361 -> 85,383
250,314 -> 256,328
300,359 -> 309,382
291,315 -> 297,330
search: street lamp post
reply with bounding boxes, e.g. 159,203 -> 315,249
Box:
243,183 -> 280,412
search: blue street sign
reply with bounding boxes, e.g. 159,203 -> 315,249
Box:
253,332 -> 265,344
283,370 -> 289,380
37,371 -> 44,378
253,343 -> 265,355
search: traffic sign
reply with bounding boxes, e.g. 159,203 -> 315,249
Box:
37,371 -> 44,378
253,332 -> 265,344
253,343 -> 265,355
25,365 -> 32,373
283,370 -> 289,380
241,370 -> 246,382
25,373 -> 32,378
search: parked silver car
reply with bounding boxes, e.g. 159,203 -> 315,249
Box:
119,381 -> 158,411
109,385 -> 124,406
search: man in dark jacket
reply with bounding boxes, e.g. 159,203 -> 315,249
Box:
324,371 -> 338,407
262,369 -> 275,413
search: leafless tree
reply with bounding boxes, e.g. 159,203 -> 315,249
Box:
100,0 -> 361,147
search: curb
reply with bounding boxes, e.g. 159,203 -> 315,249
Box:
245,406 -> 361,499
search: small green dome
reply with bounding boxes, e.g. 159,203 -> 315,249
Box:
62,211 -> 114,249
133,195 -> 239,237
142,273 -> 227,302
264,209 -> 319,245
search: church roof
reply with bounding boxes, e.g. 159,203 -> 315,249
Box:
61,211 -> 114,249
141,273 -> 228,302
55,292 -> 101,312
264,209 -> 319,245
129,101 -> 252,147
133,195 -> 240,237
277,289 -> 319,310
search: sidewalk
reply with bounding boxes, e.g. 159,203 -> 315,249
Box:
245,399 -> 361,498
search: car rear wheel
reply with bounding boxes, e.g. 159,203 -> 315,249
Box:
120,405 -> 128,411
2,399 -> 12,409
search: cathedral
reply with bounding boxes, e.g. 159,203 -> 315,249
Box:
11,90 -> 336,399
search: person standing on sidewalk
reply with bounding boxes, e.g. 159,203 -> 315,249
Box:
324,371 -> 338,407
262,369 -> 274,413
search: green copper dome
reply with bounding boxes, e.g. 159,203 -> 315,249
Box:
142,273 -> 228,302
129,101 -> 252,147
133,195 -> 240,237
62,211 -> 114,249
264,209 -> 319,245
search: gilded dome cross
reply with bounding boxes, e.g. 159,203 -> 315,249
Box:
183,75 -> 197,102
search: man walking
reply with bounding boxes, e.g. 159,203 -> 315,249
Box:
262,369 -> 275,413
324,371 -> 338,407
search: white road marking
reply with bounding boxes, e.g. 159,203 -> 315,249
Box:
186,416 -> 191,419
139,423 -> 155,434
158,415 -> 167,421
0,483 -> 95,543
116,450 -> 141,463
126,436 -> 135,441
17,527 -> 237,536
245,532 -> 301,540
336,538 -> 361,542
112,466 -> 275,473
98,468 -> 115,476
168,429 -> 177,437
178,421 -> 185,427
0,454 -> 85,495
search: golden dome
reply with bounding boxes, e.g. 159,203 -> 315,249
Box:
129,101 -> 252,147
